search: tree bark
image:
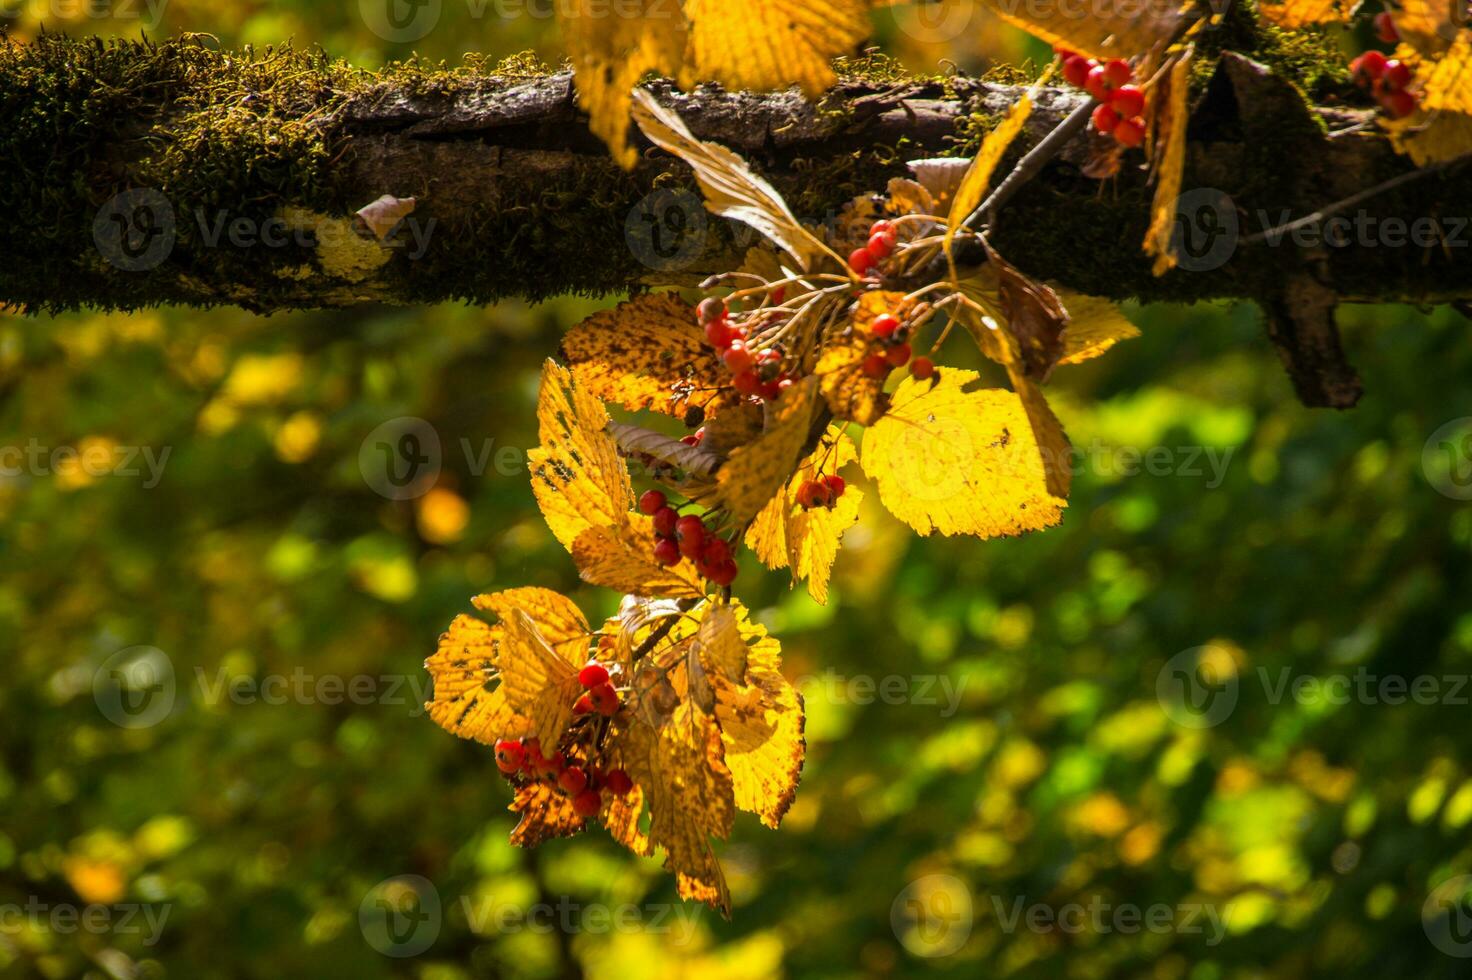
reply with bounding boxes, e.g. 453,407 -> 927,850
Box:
2,35 -> 1468,391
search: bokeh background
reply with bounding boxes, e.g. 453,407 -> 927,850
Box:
5,3 -> 1472,978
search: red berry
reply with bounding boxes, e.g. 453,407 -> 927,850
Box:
723,341 -> 754,374
675,514 -> 705,550
538,750 -> 565,774
573,692 -> 594,714
824,474 -> 846,498
886,341 -> 912,367
572,788 -> 603,818
910,356 -> 936,380
861,353 -> 890,379
652,505 -> 679,537
638,489 -> 667,515
871,313 -> 901,338
589,682 -> 620,716
1383,59 -> 1412,91
1109,85 -> 1145,118
578,662 -> 609,688
1381,88 -> 1418,118
849,246 -> 877,275
760,380 -> 783,402
756,347 -> 781,368
1092,103 -> 1120,135
870,219 -> 894,238
796,480 -> 821,509
605,769 -> 633,795
1114,117 -> 1146,148
1062,54 -> 1092,89
697,297 -> 726,323
1085,64 -> 1112,101
708,559 -> 738,587
867,231 -> 896,259
1103,59 -> 1132,87
702,536 -> 731,565
558,765 -> 588,795
1352,50 -> 1388,82
733,369 -> 761,397
770,285 -> 786,304
1375,10 -> 1399,43
495,738 -> 524,773
704,318 -> 733,348
653,537 -> 681,565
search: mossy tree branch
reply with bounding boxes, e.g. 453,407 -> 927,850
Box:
3,35 -> 1469,404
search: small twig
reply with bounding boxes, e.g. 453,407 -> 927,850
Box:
1241,154 -> 1468,245
963,99 -> 1094,230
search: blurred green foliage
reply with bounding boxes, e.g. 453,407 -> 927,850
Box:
4,3 -> 1472,979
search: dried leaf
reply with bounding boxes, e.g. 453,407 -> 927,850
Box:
1056,293 -> 1141,365
509,779 -> 587,847
354,194 -> 416,241
985,242 -> 1070,382
1144,49 -> 1195,276
947,88 -> 1035,244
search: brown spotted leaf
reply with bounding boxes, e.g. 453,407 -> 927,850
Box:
509,779 -> 588,847
714,376 -> 821,525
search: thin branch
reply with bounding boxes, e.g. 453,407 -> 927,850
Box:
964,100 -> 1095,230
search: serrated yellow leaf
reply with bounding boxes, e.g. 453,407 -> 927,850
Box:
981,0 -> 1188,60
473,587 -> 590,663
746,426 -> 861,604
1144,50 -> 1194,276
860,369 -> 1066,538
715,376 -> 820,525
1257,0 -> 1353,29
557,0 -> 685,168
528,359 -> 635,553
691,603 -> 748,711
571,523 -> 706,599
1056,293 -> 1141,365
1419,33 -> 1472,111
682,0 -> 872,97
423,614 -> 518,746
509,779 -> 587,847
1394,0 -> 1461,58
500,609 -> 584,750
947,89 -> 1035,245
560,294 -> 728,418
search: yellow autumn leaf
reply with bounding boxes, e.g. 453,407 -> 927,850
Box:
474,587 -> 590,662
1257,0 -> 1354,29
682,0 -> 872,97
1056,293 -> 1141,365
1393,0 -> 1461,58
1144,49 -> 1194,276
746,425 -> 862,604
560,293 -> 728,418
1418,33 -> 1472,111
509,779 -> 588,847
860,369 -> 1066,538
557,0 -> 685,168
631,89 -> 832,269
715,376 -> 820,525
571,523 -> 706,599
424,614 -> 514,746
527,359 -> 635,553
946,86 -> 1036,246
1006,364 -> 1073,500
500,609 -> 584,750
1382,108 -> 1472,164
816,291 -> 907,426
980,0 -> 1188,60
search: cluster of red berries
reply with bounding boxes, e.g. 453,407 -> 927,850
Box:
571,660 -> 620,717
494,736 -> 634,818
1057,50 -> 1147,148
848,219 -> 898,277
1351,50 -> 1418,118
859,311 -> 935,381
796,474 -> 846,510
699,298 -> 794,403
639,489 -> 738,586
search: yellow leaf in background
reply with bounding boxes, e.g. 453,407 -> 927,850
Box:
527,359 -> 635,553
499,610 -> 584,750
946,88 -> 1035,245
980,0 -> 1188,60
691,603 -> 749,711
557,0 -> 685,168
1144,50 -> 1194,277
860,369 -> 1066,538
816,291 -> 906,426
1394,0 -> 1461,57
746,425 -> 862,604
423,614 -> 518,745
1056,293 -> 1142,365
631,89 -> 831,268
1006,364 -> 1073,500
474,587 -> 590,663
1382,107 -> 1472,164
571,523 -> 707,599
1257,0 -> 1353,29
560,294 -> 728,418
509,779 -> 587,847
715,376 -> 820,525
1417,33 -> 1472,112
682,0 -> 872,96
